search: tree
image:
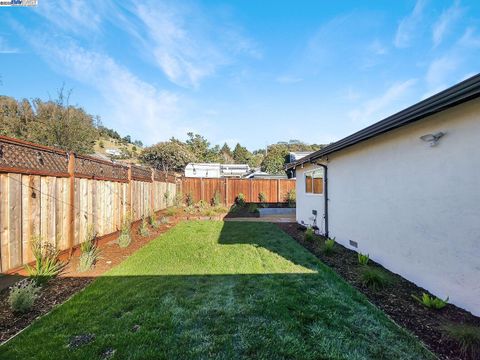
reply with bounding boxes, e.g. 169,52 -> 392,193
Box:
140,141 -> 195,174
219,143 -> 233,163
261,144 -> 289,174
232,143 -> 251,164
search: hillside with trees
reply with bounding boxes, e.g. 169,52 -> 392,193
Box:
1,92 -> 326,175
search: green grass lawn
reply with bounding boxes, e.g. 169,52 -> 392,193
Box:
0,221 -> 433,359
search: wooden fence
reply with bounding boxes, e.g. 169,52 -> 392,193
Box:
0,136 -> 177,273
180,177 -> 295,205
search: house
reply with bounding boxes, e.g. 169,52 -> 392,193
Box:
185,163 -> 250,178
287,74 -> 480,316
288,151 -> 313,164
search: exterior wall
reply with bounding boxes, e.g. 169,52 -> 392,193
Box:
295,164 -> 325,232
321,99 -> 480,315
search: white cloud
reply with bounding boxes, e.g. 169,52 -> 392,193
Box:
348,79 -> 417,124
432,0 -> 463,47
394,0 -> 426,48
425,55 -> 458,88
459,27 -> 480,48
369,39 -> 388,55
276,75 -> 303,84
0,36 -> 19,54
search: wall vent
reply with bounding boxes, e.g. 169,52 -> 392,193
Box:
312,210 -> 317,215
349,240 -> 358,248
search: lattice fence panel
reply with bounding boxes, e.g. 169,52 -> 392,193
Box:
131,165 -> 152,182
74,156 -> 128,182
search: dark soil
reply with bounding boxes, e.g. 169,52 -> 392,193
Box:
224,202 -> 293,218
276,222 -> 480,360
0,210 -> 183,344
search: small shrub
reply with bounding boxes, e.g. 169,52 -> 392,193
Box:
166,207 -> 178,217
25,236 -> 65,285
286,188 -> 296,207
248,203 -> 259,214
78,225 -> 101,272
186,192 -> 194,207
197,200 -> 209,209
305,228 -> 314,242
212,205 -> 228,214
357,253 -> 369,266
361,267 -> 392,291
412,292 -> 448,310
229,204 -> 240,214
173,193 -> 183,207
236,193 -> 246,207
442,323 -> 480,359
258,192 -> 267,203
8,279 -> 40,313
324,238 -> 335,255
212,190 -> 221,207
138,216 -> 150,237
184,205 -> 196,215
118,213 -> 132,248
148,209 -> 159,229
160,216 -> 169,224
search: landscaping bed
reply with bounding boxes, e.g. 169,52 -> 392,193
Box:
0,211 -> 182,344
276,222 -> 480,360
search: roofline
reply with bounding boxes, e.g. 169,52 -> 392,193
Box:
287,73 -> 480,170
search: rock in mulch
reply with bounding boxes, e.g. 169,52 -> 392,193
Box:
132,324 -> 141,332
101,348 -> 116,359
68,333 -> 95,349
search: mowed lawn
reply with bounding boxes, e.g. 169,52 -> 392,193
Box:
0,221 -> 433,359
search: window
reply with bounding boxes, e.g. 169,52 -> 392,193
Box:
305,169 -> 323,194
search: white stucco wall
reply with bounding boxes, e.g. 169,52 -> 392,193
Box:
295,164 -> 325,232
295,99 -> 480,315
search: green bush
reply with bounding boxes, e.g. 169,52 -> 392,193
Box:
357,253 -> 369,266
160,216 -> 169,224
25,236 -> 65,285
138,216 -> 150,237
442,323 -> 480,359
149,209 -> 160,229
236,193 -> 246,207
212,190 -> 222,207
118,213 -> 132,248
305,228 -> 314,242
286,188 -> 296,207
197,200 -> 209,209
411,292 -> 448,310
8,279 -> 40,313
248,203 -> 259,214
164,190 -> 171,206
166,207 -> 178,217
78,225 -> 101,272
173,193 -> 183,207
324,238 -> 335,255
361,268 -> 392,291
186,192 -> 194,206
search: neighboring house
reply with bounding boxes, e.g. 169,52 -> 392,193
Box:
245,171 -> 288,179
185,163 -> 250,178
287,74 -> 480,316
105,148 -> 122,157
288,151 -> 313,163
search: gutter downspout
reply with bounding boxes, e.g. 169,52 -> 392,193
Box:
313,162 -> 329,239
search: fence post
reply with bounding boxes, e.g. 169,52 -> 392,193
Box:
249,179 -> 253,203
68,153 -> 75,257
150,169 -> 155,213
277,179 -> 281,202
127,164 -> 132,216
225,178 -> 229,205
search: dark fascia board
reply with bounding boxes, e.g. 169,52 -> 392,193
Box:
287,73 -> 480,170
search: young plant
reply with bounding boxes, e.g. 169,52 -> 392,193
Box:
324,238 -> 335,255
442,323 -> 480,359
186,192 -> 194,207
236,193 -> 246,207
25,236 -> 65,285
173,192 -> 183,207
411,293 -> 448,310
212,190 -> 222,207
160,216 -> 169,224
248,203 -> 259,214
118,212 -> 132,248
304,227 -> 314,242
148,209 -> 160,229
8,279 -> 40,313
357,253 -> 369,266
361,267 -> 392,291
258,192 -> 267,203
138,216 -> 150,237
78,225 -> 101,272
197,200 -> 209,209
286,188 -> 296,208
166,207 -> 178,217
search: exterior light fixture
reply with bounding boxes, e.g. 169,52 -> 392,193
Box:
420,131 -> 445,147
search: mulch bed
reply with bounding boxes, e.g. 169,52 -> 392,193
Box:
276,222 -> 480,360
224,202 -> 292,218
0,210 -> 184,344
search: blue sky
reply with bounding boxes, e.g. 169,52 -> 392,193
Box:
1,0 -> 480,150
